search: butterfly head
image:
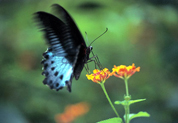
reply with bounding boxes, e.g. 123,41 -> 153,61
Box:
88,46 -> 93,52
85,46 -> 93,61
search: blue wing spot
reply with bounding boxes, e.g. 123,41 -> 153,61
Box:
54,71 -> 59,76
50,85 -> 54,89
43,53 -> 49,59
43,78 -> 47,84
57,87 -> 63,91
51,67 -> 55,71
56,83 -> 59,87
45,72 -> 49,76
60,75 -> 63,80
42,52 -> 46,56
41,60 -> 45,64
44,63 -> 48,69
49,80 -> 53,84
48,48 -> 52,52
51,61 -> 54,64
65,81 -> 71,92
42,71 -> 45,75
65,81 -> 69,85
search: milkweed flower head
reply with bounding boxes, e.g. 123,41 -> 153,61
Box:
112,63 -> 140,79
86,68 -> 111,84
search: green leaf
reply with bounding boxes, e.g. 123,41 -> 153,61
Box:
128,99 -> 146,105
114,100 -> 125,105
97,117 -> 123,123
124,111 -> 150,122
115,99 -> 146,106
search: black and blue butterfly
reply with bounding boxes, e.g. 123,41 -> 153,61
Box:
34,4 -> 102,92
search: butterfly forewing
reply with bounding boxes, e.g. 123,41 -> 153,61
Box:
52,4 -> 87,48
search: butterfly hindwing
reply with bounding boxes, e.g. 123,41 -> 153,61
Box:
41,47 -> 80,92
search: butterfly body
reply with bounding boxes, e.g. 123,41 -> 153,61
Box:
35,4 -> 92,92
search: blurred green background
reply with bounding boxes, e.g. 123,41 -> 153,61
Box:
0,0 -> 178,123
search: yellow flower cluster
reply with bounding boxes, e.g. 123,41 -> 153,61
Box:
86,68 -> 111,83
86,64 -> 140,83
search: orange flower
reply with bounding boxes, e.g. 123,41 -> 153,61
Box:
86,68 -> 111,84
55,102 -> 90,123
112,63 -> 140,79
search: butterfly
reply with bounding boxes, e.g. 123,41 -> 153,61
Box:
34,4 -> 94,92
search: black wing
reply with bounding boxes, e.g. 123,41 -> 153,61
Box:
34,4 -> 88,92
52,4 -> 87,48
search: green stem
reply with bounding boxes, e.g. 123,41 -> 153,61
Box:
124,102 -> 130,123
125,78 -> 129,96
100,83 -> 120,117
124,78 -> 130,123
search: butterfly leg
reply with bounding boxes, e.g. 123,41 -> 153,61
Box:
84,63 -> 91,74
87,52 -> 103,70
92,51 -> 103,70
94,54 -> 103,70
87,58 -> 101,70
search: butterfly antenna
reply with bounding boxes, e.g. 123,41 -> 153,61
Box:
89,28 -> 108,46
85,31 -> 89,46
